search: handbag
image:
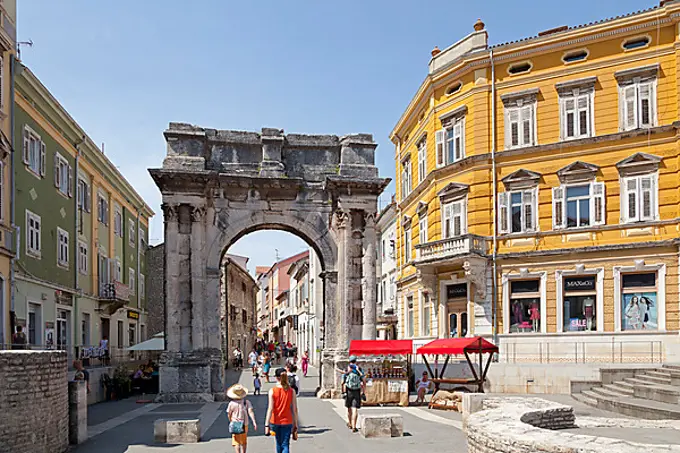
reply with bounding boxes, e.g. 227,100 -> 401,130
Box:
229,420 -> 245,435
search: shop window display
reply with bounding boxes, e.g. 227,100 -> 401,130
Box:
621,273 -> 657,331
509,280 -> 540,333
563,276 -> 597,332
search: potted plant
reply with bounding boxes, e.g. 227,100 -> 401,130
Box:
113,365 -> 132,399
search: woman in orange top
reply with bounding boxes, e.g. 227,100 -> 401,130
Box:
264,368 -> 299,453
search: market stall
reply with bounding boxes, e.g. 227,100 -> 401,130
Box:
348,339 -> 413,407
416,337 -> 498,398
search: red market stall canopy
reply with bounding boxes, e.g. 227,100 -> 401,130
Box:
349,340 -> 414,356
416,337 -> 498,356
417,337 -> 498,394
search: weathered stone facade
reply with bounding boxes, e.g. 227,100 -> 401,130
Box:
0,351 -> 69,453
221,254 -> 257,361
149,124 -> 389,401
146,243 -> 165,336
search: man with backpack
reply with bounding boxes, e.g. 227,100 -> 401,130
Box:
342,355 -> 365,433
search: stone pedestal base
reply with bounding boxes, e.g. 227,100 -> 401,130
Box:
319,348 -> 350,398
259,160 -> 285,177
359,414 -> 403,438
68,380 -> 88,445
157,349 -> 224,403
154,419 -> 201,443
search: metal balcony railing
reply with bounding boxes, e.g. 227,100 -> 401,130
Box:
99,281 -> 130,301
415,234 -> 488,263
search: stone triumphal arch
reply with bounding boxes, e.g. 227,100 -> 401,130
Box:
149,124 -> 389,402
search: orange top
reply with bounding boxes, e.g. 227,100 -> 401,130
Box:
270,386 -> 294,425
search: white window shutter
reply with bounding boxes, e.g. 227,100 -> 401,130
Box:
640,176 -> 655,221
40,142 -> 46,176
564,98 -> 575,138
623,85 -> 637,130
435,129 -> 444,167
68,166 -> 73,197
22,128 -> 29,164
498,192 -> 509,234
453,120 -> 464,160
54,155 -> 60,188
552,187 -> 565,229
639,82 -> 654,127
578,94 -> 589,136
523,189 -> 536,231
592,182 -> 605,225
461,200 -> 467,234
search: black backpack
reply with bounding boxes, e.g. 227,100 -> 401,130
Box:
289,373 -> 299,394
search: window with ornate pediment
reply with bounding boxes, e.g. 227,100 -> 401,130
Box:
615,64 -> 658,131
617,153 -> 661,223
502,88 -> 539,149
436,106 -> 466,167
552,162 -> 605,229
499,169 -> 541,234
556,77 -> 596,141
438,183 -> 468,239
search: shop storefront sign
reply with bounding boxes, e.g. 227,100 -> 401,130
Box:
447,283 -> 467,299
564,276 -> 595,291
127,310 -> 139,320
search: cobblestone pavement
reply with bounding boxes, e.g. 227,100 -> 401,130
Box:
73,365 -> 469,453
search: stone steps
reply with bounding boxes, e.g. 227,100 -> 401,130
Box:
591,386 -> 630,399
574,388 -> 680,420
647,370 -> 673,379
623,377 -> 655,386
663,364 -> 680,372
603,383 -> 633,396
635,373 -> 672,385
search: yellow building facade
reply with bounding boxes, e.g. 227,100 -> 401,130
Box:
391,3 -> 680,361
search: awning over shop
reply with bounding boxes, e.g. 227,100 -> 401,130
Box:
349,339 -> 413,356
127,332 -> 165,351
416,337 -> 498,356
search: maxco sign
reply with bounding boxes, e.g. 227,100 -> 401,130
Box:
564,276 -> 596,291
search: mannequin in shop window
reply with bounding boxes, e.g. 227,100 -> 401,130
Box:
625,296 -> 641,330
583,297 -> 595,331
529,302 -> 540,332
512,302 -> 524,327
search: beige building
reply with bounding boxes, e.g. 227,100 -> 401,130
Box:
222,254 -> 257,362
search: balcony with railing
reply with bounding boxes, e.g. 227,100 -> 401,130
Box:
414,234 -> 488,265
98,281 -> 130,314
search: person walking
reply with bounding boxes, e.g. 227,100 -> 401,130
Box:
248,349 -> 258,374
342,356 -> 365,433
263,353 -> 272,383
227,384 -> 257,453
253,373 -> 262,396
11,326 -> 27,349
264,368 -> 299,453
300,351 -> 309,377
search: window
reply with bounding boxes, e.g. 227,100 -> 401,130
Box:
381,239 -> 386,261
404,228 -> 412,263
621,273 -> 657,331
129,219 -> 136,247
113,206 -> 123,237
78,241 -> 88,275
421,292 -> 431,337
57,228 -> 69,268
98,193 -> 109,225
417,139 -> 427,183
77,178 -> 91,213
81,313 -> 90,346
435,117 -> 465,167
128,323 -> 136,347
26,210 -> 41,257
418,215 -> 428,244
563,276 -> 597,332
139,228 -> 146,250
401,159 -> 412,200
22,126 -> 46,177
442,199 -> 466,238
620,79 -> 656,131
509,280 -> 540,333
505,103 -> 535,148
117,320 -> 124,348
407,296 -> 414,338
129,268 -> 136,295
445,82 -> 462,96
113,258 -> 122,283
560,90 -> 592,140
622,36 -> 650,51
622,174 -> 657,223
54,153 -> 73,197
508,61 -> 532,75
499,189 -> 537,234
552,182 -> 605,229
562,49 -> 588,64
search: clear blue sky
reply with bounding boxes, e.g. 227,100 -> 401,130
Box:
17,0 -> 653,271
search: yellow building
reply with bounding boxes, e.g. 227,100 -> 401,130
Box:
0,1 -> 14,345
391,3 -> 680,362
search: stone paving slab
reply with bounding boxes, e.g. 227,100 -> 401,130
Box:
563,427 -> 680,445
151,403 -> 204,412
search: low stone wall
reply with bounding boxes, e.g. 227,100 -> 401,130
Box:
68,366 -> 113,405
0,350 -> 69,453
465,396 -> 680,453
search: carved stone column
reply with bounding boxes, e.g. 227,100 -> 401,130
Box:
190,205 -> 207,349
417,269 -> 438,338
161,203 -> 180,352
319,270 -> 340,395
362,212 -> 377,340
333,209 -> 350,350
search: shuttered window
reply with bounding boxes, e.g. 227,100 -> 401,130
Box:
499,188 -> 538,234
552,182 -> 605,229
622,174 -> 657,223
436,116 -> 465,167
442,199 -> 466,238
561,90 -> 592,140
620,80 -> 656,131
505,103 -> 535,149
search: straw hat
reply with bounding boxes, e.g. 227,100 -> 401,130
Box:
227,384 -> 248,400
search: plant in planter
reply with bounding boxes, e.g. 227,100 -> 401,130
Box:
113,365 -> 132,399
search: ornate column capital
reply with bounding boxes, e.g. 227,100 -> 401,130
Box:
333,210 -> 350,230
319,270 -> 338,284
191,205 -> 207,223
463,260 -> 487,300
161,203 -> 180,222
363,211 -> 377,228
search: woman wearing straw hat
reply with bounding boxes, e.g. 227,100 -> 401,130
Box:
227,384 -> 257,453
